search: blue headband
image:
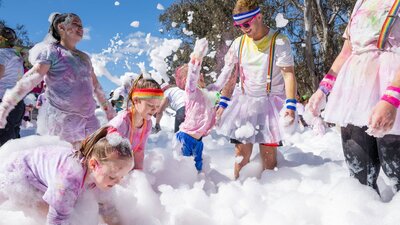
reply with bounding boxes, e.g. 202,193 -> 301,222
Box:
233,7 -> 261,21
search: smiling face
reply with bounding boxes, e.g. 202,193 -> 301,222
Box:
89,155 -> 133,191
58,15 -> 84,44
133,98 -> 162,120
235,13 -> 262,39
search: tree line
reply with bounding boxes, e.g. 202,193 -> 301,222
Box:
159,0 -> 355,95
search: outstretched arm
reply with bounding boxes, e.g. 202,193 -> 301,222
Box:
0,64 -> 47,128
91,70 -> 116,120
186,38 -> 209,94
156,97 -> 169,125
206,47 -> 238,92
280,66 -> 297,121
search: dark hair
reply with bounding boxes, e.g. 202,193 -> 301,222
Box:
0,26 -> 17,47
75,126 -> 132,164
49,13 -> 80,42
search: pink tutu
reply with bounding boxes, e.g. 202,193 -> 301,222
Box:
216,87 -> 285,144
324,49 -> 400,135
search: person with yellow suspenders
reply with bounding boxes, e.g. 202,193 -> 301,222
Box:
308,0 -> 400,194
208,0 -> 297,179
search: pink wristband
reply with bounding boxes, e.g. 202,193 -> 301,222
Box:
381,86 -> 400,108
319,73 -> 337,95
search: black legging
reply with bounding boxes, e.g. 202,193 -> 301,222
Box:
0,99 -> 25,146
174,106 -> 185,133
341,124 -> 400,193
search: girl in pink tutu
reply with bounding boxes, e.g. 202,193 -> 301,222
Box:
107,75 -> 164,170
213,0 -> 297,179
0,127 -> 134,225
0,13 -> 115,149
308,0 -> 400,193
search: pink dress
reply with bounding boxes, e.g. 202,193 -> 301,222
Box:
324,0 -> 400,135
108,110 -> 152,169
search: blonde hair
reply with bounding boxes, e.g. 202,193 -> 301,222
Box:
127,74 -> 162,107
175,64 -> 188,90
76,127 -> 132,164
233,0 -> 260,15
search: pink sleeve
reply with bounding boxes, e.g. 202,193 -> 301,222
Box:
185,60 -> 202,96
107,111 -> 130,138
43,168 -> 84,225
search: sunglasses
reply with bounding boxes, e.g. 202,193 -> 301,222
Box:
234,14 -> 258,29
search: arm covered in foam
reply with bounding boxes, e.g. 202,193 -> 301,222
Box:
206,46 -> 238,92
0,64 -> 47,128
186,38 -> 209,94
91,70 -> 116,120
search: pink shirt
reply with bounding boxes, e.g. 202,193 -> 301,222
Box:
108,110 -> 152,153
8,146 -> 95,225
179,62 -> 217,138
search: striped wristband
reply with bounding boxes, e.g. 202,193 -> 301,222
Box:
381,86 -> 400,108
218,96 -> 231,109
285,98 -> 297,111
318,74 -> 336,95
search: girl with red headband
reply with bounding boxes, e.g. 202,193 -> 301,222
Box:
107,75 -> 163,170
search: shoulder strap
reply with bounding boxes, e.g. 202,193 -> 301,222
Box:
238,35 -> 246,93
266,30 -> 280,94
377,0 -> 400,49
238,35 -> 246,65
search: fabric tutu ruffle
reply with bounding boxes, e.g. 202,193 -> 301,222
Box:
37,102 -> 100,143
324,49 -> 400,135
216,87 -> 285,144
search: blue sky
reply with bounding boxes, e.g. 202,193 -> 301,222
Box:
0,0 -> 177,93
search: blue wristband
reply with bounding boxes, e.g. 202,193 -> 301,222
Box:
286,105 -> 296,111
219,101 -> 228,109
285,98 -> 297,104
220,96 -> 231,101
285,98 -> 297,111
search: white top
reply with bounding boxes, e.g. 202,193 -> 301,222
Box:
230,30 -> 294,97
296,103 -> 305,116
164,86 -> 185,111
0,48 -> 24,98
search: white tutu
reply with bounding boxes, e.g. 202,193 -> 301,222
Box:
324,50 -> 400,135
37,101 -> 100,143
216,87 -> 285,144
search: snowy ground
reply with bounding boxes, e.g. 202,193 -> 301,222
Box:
0,112 -> 399,225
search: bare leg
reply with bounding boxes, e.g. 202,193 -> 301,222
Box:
259,145 -> 277,171
234,143 -> 253,179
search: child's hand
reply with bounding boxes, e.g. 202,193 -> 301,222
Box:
190,38 -> 209,61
